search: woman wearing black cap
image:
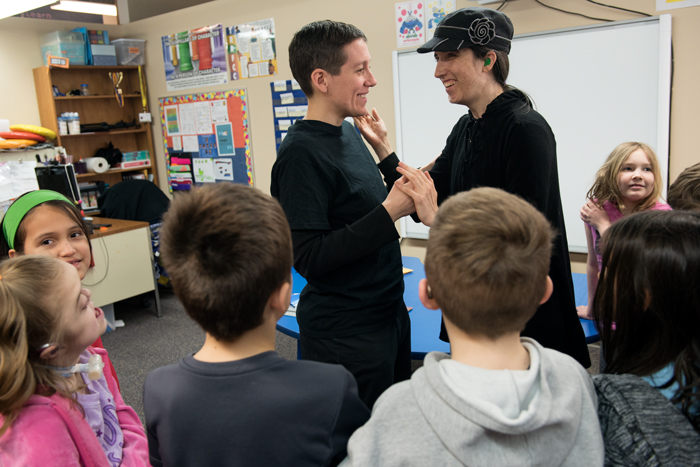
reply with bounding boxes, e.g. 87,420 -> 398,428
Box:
356,7 -> 591,367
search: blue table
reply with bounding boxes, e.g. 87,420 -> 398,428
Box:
276,256 -> 599,360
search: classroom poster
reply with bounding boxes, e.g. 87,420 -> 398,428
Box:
226,18 -> 277,81
161,24 -> 228,91
426,0 -> 454,40
159,89 -> 253,191
270,80 -> 308,153
396,2 -> 425,48
656,0 -> 700,9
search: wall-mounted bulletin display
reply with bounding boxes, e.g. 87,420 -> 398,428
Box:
161,24 -> 229,91
270,80 -> 308,153
226,18 -> 277,81
158,89 -> 253,192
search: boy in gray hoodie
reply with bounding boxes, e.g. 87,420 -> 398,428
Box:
341,187 -> 604,467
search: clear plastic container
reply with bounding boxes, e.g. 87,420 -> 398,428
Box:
112,39 -> 146,66
40,31 -> 85,65
80,84 -> 89,96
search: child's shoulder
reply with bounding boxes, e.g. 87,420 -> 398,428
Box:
3,395 -> 104,466
146,352 -> 355,392
651,200 -> 673,211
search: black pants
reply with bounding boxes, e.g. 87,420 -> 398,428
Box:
300,307 -> 411,410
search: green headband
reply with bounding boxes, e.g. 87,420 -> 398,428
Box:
2,190 -> 74,250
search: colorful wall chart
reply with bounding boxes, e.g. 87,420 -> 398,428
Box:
426,0 -> 454,41
159,89 -> 253,192
396,2 -> 426,48
226,18 -> 277,81
270,80 -> 308,153
161,24 -> 228,91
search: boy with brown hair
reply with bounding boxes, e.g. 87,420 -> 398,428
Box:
668,162 -> 700,211
342,187 -> 603,466
143,183 -> 369,467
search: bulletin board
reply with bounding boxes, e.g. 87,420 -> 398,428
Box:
158,89 -> 253,191
270,80 -> 308,152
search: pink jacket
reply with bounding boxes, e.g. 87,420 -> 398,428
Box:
0,347 -> 149,467
589,200 -> 672,267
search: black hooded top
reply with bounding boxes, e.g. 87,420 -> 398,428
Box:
379,89 -> 591,367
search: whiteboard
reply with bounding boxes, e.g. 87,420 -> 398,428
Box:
393,16 -> 671,252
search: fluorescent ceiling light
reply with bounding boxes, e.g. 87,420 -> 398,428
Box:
0,0 -> 56,20
51,0 -> 117,16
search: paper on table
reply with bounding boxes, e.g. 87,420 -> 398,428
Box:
284,294 -> 300,317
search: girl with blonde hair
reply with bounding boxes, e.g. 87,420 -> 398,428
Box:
578,142 -> 671,319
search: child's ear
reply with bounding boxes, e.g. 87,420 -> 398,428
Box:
539,276 -> 554,305
38,344 -> 60,361
265,280 -> 292,320
419,279 -> 440,310
8,249 -> 18,259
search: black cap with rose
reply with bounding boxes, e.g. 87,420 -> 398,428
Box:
417,7 -> 514,54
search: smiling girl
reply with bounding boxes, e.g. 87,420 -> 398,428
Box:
0,255 -> 148,466
577,142 -> 671,319
0,190 -> 119,384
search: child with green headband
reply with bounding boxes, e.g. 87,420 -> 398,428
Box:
0,190 -> 120,387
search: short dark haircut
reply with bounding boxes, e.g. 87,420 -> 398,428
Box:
288,20 -> 366,97
160,184 -> 293,341
425,187 -> 553,339
593,210 -> 700,429
668,162 -> 700,212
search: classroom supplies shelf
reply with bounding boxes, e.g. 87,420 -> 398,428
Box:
32,65 -> 159,187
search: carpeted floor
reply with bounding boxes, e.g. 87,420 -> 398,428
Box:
101,288 -> 600,425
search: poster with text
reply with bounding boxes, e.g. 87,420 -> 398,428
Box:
226,18 -> 277,81
159,89 -> 253,191
161,24 -> 228,91
426,0 -> 454,41
396,2 -> 425,48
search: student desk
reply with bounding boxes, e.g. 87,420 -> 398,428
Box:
276,256 -> 599,360
82,217 -> 162,318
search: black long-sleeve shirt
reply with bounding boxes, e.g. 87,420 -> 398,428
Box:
271,119 -> 404,339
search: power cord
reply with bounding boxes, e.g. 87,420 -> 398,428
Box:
533,0 -> 614,22
584,0 -> 651,17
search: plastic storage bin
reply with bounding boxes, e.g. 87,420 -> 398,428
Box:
41,31 -> 86,65
113,39 -> 146,66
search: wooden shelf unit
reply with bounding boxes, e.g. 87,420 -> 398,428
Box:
33,65 -> 158,188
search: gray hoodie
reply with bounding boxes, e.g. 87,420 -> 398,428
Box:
341,338 -> 603,467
